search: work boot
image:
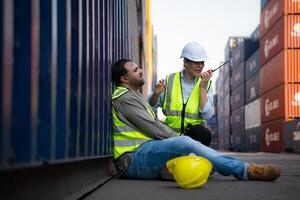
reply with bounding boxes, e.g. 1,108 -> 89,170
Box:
247,163 -> 281,181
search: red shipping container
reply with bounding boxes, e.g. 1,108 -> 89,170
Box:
261,119 -> 284,152
260,84 -> 300,123
260,49 -> 300,95
260,0 -> 300,37
260,15 -> 300,66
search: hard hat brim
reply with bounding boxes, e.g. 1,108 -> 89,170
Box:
180,55 -> 209,62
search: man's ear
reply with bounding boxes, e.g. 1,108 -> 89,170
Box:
183,59 -> 188,68
120,75 -> 128,83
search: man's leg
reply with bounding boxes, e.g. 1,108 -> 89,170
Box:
124,136 -> 248,180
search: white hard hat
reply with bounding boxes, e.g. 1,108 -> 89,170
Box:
180,41 -> 208,62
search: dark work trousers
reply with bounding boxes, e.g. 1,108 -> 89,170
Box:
184,124 -> 212,146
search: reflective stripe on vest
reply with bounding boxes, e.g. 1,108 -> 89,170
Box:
112,86 -> 154,159
162,72 -> 211,135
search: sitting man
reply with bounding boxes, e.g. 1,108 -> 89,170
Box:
111,58 -> 280,181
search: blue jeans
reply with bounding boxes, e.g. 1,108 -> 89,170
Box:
124,136 -> 249,180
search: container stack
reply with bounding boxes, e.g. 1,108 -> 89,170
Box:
244,26 -> 261,152
207,95 -> 219,149
259,0 -> 300,152
217,37 -> 244,150
230,36 -> 259,151
216,67 -> 225,149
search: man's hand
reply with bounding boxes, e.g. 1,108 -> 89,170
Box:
200,69 -> 213,88
149,79 -> 166,106
154,79 -> 166,95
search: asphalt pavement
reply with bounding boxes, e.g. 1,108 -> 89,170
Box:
84,152 -> 300,200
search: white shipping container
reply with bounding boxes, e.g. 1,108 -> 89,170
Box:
245,99 -> 261,129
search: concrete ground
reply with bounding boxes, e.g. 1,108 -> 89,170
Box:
84,152 -> 300,200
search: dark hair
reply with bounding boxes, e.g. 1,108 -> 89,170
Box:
111,59 -> 132,86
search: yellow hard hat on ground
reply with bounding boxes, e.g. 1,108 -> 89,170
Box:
166,155 -> 212,189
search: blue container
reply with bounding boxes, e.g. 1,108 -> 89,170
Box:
231,128 -> 246,152
231,38 -> 259,67
210,138 -> 219,150
245,127 -> 261,152
0,0 -> 3,166
245,49 -> 259,80
11,0 -> 32,165
218,131 -> 231,151
283,119 -> 300,153
224,37 -> 245,60
55,0 -> 68,160
231,84 -> 245,111
207,116 -> 218,125
246,73 -> 260,104
231,106 -> 245,131
224,76 -> 230,95
250,25 -> 260,41
223,62 -> 231,80
231,62 -> 245,91
0,0 -> 144,170
261,0 -> 270,11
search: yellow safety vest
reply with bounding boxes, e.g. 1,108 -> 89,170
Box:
112,86 -> 154,159
162,72 -> 211,135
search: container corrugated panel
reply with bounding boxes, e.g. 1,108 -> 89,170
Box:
245,99 -> 261,129
231,62 -> 244,91
251,25 -> 260,41
218,131 -> 230,150
245,49 -> 259,80
1,0 -> 13,167
217,67 -> 224,85
260,83 -> 300,123
260,15 -> 300,66
231,39 -> 259,67
260,49 -> 300,95
261,0 -> 270,11
0,0 -> 146,170
217,116 -> 224,135
231,84 -> 245,111
223,62 -> 230,80
210,138 -> 219,150
207,116 -> 217,125
283,119 -> 300,152
231,129 -> 246,152
224,37 -> 244,61
0,0 -> 3,166
260,0 -> 300,37
246,72 -> 260,104
10,0 -> 33,165
245,127 -> 261,152
223,94 -> 231,132
231,106 -> 245,131
224,76 -> 230,95
261,119 -> 284,152
217,81 -> 224,101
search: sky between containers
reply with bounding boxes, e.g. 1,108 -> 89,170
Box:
151,0 -> 260,88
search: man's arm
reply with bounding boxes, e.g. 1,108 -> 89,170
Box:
114,92 -> 177,139
149,79 -> 165,106
199,69 -> 214,119
201,86 -> 215,120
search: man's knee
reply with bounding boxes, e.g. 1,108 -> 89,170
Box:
184,124 -> 212,146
